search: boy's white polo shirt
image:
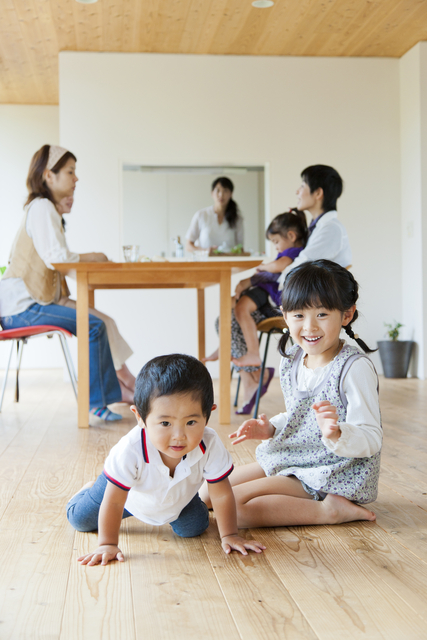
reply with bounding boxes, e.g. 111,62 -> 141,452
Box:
103,425 -> 233,526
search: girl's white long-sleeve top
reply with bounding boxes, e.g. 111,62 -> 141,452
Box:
270,352 -> 382,459
0,198 -> 79,317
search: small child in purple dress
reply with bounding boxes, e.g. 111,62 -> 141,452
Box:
232,210 -> 307,368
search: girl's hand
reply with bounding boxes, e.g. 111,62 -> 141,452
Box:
80,252 -> 110,263
312,401 -> 341,442
235,278 -> 251,300
221,534 -> 266,555
229,414 -> 274,444
91,252 -> 109,262
78,544 -> 124,566
256,263 -> 273,273
57,196 -> 74,214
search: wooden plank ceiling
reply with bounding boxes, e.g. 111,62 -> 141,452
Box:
1,0 -> 427,105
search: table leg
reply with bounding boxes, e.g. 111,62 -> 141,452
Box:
88,289 -> 95,309
219,272 -> 231,424
76,272 -> 90,428
197,288 -> 205,362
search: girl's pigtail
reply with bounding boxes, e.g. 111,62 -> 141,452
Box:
344,311 -> 377,354
292,208 -> 308,246
278,328 -> 291,357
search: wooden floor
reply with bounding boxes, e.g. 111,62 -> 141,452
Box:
1,370 -> 427,639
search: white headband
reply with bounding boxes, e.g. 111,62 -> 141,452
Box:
47,145 -> 68,171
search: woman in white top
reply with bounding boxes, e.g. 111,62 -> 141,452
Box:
185,177 -> 244,253
0,145 -> 135,422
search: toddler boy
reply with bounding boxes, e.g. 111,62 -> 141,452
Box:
67,353 -> 265,565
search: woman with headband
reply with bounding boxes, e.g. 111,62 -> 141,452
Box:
0,145 -> 135,422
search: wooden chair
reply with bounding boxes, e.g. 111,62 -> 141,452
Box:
0,325 -> 77,412
234,315 -> 288,418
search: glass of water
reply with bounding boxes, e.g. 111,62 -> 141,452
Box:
192,249 -> 209,261
123,245 -> 140,262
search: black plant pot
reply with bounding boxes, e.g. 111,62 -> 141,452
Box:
377,341 -> 414,378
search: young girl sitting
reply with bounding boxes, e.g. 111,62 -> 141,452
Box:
202,260 -> 381,526
204,210 -> 307,414
232,210 -> 307,370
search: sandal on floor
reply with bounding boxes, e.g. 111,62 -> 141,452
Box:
235,367 -> 275,415
235,389 -> 258,415
260,367 -> 275,398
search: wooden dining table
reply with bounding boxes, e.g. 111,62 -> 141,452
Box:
53,259 -> 262,428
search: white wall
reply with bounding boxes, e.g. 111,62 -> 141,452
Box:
400,42 -> 427,378
0,105 -> 59,264
57,52 -> 401,378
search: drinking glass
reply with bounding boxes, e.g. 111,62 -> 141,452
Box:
193,249 -> 209,261
123,245 -> 140,262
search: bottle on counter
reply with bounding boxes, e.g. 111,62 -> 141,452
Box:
173,236 -> 184,258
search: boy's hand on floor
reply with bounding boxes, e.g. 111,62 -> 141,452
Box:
78,544 -> 124,566
229,414 -> 274,444
221,534 -> 266,555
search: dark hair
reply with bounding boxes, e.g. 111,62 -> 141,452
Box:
301,165 -> 343,213
134,354 -> 214,422
279,260 -> 375,356
211,176 -> 239,229
266,209 -> 308,246
25,144 -> 77,208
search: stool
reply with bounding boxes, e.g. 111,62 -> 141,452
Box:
234,315 -> 288,418
0,325 -> 78,412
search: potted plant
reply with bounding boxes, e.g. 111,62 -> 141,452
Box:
377,321 -> 414,378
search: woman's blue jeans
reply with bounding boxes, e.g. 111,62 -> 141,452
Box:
67,472 -> 210,538
0,303 -> 121,408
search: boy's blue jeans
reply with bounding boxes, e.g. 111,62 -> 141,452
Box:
66,473 -> 210,538
0,303 -> 121,408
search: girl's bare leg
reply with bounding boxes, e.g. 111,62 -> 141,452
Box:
239,369 -> 270,406
200,461 -> 266,508
229,461 -> 267,487
233,297 -> 262,367
203,297 -> 236,363
203,348 -> 218,363
116,363 -> 136,392
118,380 -> 134,404
233,475 -> 376,528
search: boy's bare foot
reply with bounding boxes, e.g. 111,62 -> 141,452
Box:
233,353 -> 262,367
69,479 -> 95,502
203,349 -> 219,362
322,494 -> 376,524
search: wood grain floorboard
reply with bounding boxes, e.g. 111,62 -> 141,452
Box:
251,524 -> 427,639
373,483 -> 427,562
60,407 -> 136,640
325,521 -> 427,622
0,370 -> 426,639
0,381 -> 85,639
61,526 -> 135,640
201,522 -> 318,640
128,517 -> 242,640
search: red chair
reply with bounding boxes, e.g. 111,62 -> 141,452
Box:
0,325 -> 78,411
